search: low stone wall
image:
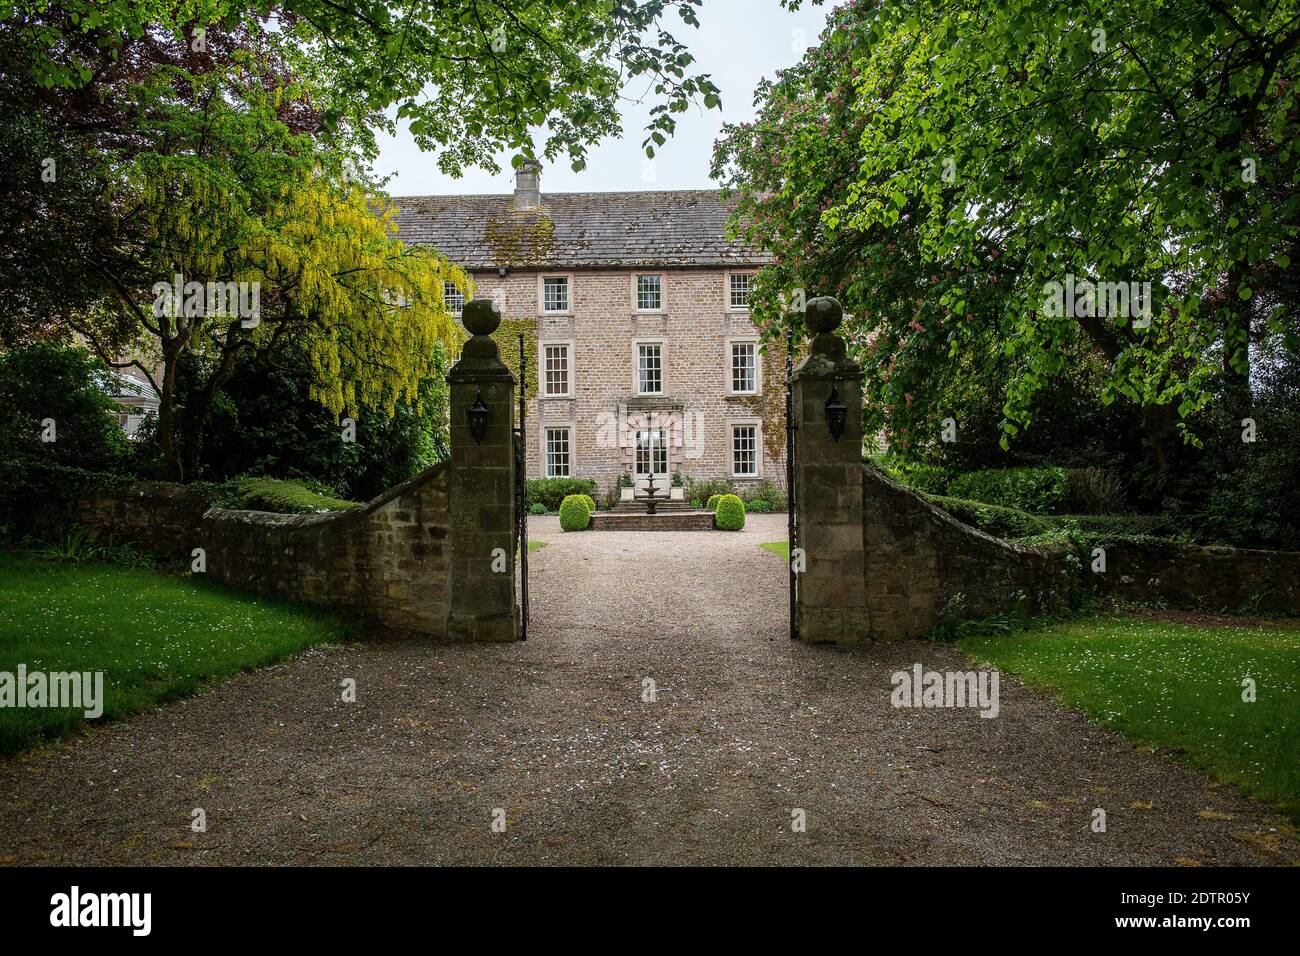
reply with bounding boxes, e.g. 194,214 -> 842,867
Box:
1094,539 -> 1300,614
590,511 -> 715,531
77,466 -> 454,635
76,482 -> 210,559
861,466 -> 1075,641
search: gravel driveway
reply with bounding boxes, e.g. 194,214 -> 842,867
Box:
0,513 -> 1292,865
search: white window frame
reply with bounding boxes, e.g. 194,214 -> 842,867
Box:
539,274 -> 572,314
729,419 -> 761,478
443,281 -> 465,316
633,273 -> 664,313
539,340 -> 574,399
726,336 -> 761,395
543,425 -> 574,478
726,270 -> 756,311
634,339 -> 665,396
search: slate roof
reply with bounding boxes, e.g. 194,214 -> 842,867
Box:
391,190 -> 772,270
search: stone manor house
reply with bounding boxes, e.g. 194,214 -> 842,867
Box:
394,161 -> 785,500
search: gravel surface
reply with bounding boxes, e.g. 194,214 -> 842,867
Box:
0,513 -> 1293,866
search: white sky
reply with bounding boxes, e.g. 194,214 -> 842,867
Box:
375,0 -> 832,197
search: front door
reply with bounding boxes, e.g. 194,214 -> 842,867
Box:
633,428 -> 669,497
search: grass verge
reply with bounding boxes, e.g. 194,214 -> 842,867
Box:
960,615 -> 1300,822
760,541 -> 790,560
0,552 -> 352,754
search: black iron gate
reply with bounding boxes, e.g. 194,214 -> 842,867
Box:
514,331 -> 529,641
786,324 -> 798,640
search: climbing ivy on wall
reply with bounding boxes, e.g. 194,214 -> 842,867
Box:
491,318 -> 539,396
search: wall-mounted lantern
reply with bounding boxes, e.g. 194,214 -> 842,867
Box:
824,387 -> 847,442
468,390 -> 490,444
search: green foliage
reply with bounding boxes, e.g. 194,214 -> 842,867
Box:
0,550 -> 350,754
0,460 -> 128,543
925,495 -> 1054,540
577,494 -> 597,514
946,468 -> 1068,514
746,499 -> 772,513
211,478 -> 359,514
0,343 -> 128,472
530,502 -> 549,515
147,340 -> 450,500
688,478 -> 733,507
558,494 -> 591,532
714,494 -> 745,531
716,0 -> 1299,454
738,479 -> 787,510
1063,468 -> 1127,515
869,454 -> 949,494
706,494 -> 724,511
528,477 -> 598,512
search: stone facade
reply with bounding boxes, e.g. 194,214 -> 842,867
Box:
471,267 -> 786,495
394,166 -> 784,501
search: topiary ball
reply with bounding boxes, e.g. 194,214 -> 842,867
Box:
706,494 -> 723,511
579,494 -> 597,514
559,494 -> 591,531
714,494 -> 745,530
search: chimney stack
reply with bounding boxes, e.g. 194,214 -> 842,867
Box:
512,159 -> 542,210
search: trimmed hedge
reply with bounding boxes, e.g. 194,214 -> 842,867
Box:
706,494 -> 723,511
559,494 -> 591,532
715,494 -> 745,531
528,477 -> 598,512
945,467 -> 1068,514
577,494 -> 597,514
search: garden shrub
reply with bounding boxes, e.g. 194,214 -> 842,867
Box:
688,478 -> 732,507
946,467 -> 1068,514
0,343 -> 129,472
1063,467 -> 1126,514
528,477 -> 598,511
559,494 -> 591,532
706,494 -> 723,510
739,480 -> 787,510
868,454 -> 949,494
530,502 -> 548,515
714,494 -> 745,530
925,494 -> 1053,539
746,499 -> 771,513
578,494 -> 597,514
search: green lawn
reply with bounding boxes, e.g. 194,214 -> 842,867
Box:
0,553 -> 351,754
961,615 -> 1300,821
760,541 -> 790,559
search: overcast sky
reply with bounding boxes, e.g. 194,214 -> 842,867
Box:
376,0 -> 832,197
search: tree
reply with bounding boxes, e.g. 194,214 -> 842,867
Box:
714,0 -> 1299,463
5,0 -> 721,172
60,57 -> 464,480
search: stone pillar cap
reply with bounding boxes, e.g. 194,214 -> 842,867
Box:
806,296 -> 843,334
463,298 -> 501,336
